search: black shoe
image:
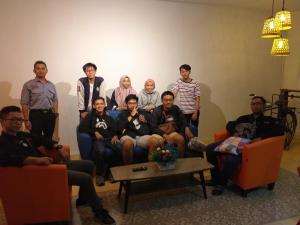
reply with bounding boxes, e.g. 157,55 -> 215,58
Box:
211,185 -> 225,196
76,198 -> 88,208
96,176 -> 105,186
95,209 -> 116,225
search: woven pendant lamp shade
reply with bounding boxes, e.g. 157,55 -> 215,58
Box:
271,38 -> 290,56
261,17 -> 280,38
275,10 -> 292,30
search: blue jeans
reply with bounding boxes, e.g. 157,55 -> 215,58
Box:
206,141 -> 241,186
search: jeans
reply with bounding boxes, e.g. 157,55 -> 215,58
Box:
205,141 -> 241,186
93,140 -> 122,176
65,160 -> 103,215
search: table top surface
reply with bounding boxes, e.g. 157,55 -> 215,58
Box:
110,157 -> 214,182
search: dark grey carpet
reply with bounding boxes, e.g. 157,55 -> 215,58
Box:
76,169 -> 300,225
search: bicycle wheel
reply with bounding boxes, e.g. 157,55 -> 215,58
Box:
283,111 -> 297,149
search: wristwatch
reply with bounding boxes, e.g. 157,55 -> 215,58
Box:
56,144 -> 63,150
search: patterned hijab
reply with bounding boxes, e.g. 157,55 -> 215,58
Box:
114,75 -> 137,108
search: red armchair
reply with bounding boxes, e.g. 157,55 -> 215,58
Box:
214,129 -> 285,197
0,145 -> 71,225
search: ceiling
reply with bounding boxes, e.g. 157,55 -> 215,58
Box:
159,0 -> 300,11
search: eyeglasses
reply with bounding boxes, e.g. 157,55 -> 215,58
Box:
85,69 -> 95,73
3,118 -> 28,123
127,101 -> 137,105
251,102 -> 263,106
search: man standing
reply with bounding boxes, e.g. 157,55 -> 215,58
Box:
21,61 -> 58,139
0,106 -> 116,225
151,91 -> 194,157
77,63 -> 106,119
171,64 -> 201,136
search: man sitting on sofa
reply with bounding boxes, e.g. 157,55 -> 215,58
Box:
205,96 -> 284,196
0,106 -> 116,225
118,94 -> 161,164
151,91 -> 194,157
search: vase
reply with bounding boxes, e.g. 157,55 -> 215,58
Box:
157,161 -> 176,171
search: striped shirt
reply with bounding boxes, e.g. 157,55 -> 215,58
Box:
171,79 -> 201,114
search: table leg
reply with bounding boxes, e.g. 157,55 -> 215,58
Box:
124,181 -> 131,213
199,171 -> 207,199
118,181 -> 123,199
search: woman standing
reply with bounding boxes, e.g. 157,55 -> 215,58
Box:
138,79 -> 160,113
111,75 -> 137,110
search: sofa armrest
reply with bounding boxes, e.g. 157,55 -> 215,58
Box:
214,129 -> 230,142
237,136 -> 285,188
242,136 -> 285,162
0,164 -> 71,224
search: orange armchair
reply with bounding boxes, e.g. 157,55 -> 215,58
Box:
0,145 -> 71,225
214,129 -> 285,197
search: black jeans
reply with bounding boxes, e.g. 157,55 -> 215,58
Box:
205,141 -> 241,186
93,140 -> 122,176
65,160 -> 103,215
29,109 -> 57,139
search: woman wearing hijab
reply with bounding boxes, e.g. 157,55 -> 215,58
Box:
138,79 -> 160,113
111,75 -> 137,110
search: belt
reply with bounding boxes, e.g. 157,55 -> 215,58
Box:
30,109 -> 53,113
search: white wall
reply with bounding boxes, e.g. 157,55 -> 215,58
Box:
0,0 -> 283,153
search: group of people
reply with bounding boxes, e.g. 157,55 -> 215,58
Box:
78,63 -> 200,185
0,61 -> 200,224
0,60 -> 284,224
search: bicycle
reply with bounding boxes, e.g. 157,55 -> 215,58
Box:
251,89 -> 300,149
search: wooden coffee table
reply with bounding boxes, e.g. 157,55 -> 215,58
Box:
110,157 -> 214,213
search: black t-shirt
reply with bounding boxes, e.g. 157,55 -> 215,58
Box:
118,109 -> 152,138
78,111 -> 118,140
0,132 -> 41,167
226,114 -> 284,139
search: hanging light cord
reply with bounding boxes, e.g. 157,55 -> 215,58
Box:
282,0 -> 285,10
271,0 -> 275,16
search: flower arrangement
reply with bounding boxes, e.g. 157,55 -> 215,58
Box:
150,145 -> 178,170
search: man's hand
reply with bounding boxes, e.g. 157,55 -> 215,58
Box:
80,111 -> 88,119
37,157 -> 53,165
191,111 -> 198,121
185,127 -> 194,140
24,120 -> 32,131
164,134 -> 173,145
139,114 -> 146,122
233,132 -> 239,137
58,146 -> 70,161
95,131 -> 104,141
131,106 -> 138,117
111,135 -> 120,144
